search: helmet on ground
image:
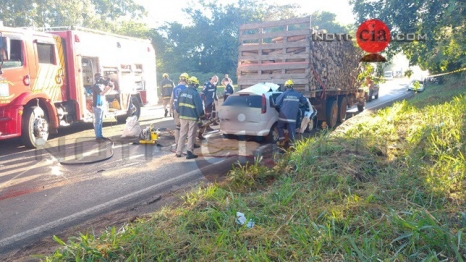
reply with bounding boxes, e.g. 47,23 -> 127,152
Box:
162,73 -> 169,78
188,76 -> 199,86
180,72 -> 189,81
284,79 -> 294,89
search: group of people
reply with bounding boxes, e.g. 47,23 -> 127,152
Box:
91,69 -> 309,154
162,73 -> 312,156
161,73 -> 234,159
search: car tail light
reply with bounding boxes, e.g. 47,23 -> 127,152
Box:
261,94 -> 266,114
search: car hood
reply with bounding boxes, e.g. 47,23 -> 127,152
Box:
237,82 -> 280,95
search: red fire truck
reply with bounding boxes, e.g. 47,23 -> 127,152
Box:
0,25 -> 157,148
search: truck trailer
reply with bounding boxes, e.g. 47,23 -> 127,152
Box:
0,26 -> 157,148
237,17 -> 366,129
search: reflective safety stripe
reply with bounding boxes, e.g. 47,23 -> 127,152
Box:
283,98 -> 299,102
179,116 -> 197,120
279,118 -> 296,122
179,103 -> 196,108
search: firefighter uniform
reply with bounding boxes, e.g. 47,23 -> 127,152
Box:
200,76 -> 218,120
170,73 -> 189,145
176,76 -> 204,159
275,80 -> 307,145
161,73 -> 175,117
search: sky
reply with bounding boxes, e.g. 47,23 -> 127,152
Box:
138,0 -> 356,27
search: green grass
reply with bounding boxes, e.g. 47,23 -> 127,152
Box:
41,77 -> 466,261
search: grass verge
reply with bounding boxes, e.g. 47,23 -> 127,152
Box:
42,78 -> 466,261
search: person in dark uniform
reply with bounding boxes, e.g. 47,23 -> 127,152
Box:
160,73 -> 175,117
275,79 -> 307,147
200,75 -> 218,132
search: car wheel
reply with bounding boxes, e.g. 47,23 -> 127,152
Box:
304,118 -> 315,133
265,123 -> 279,143
326,99 -> 338,128
375,93 -> 379,99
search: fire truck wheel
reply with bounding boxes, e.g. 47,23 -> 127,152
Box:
21,106 -> 49,148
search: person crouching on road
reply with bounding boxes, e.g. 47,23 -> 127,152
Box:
161,73 -> 175,117
275,79 -> 308,147
176,76 -> 205,159
170,73 -> 189,148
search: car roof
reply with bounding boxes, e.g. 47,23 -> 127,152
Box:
237,82 -> 280,95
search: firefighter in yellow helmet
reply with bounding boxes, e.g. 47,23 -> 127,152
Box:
170,73 -> 189,147
160,73 -> 174,117
274,79 -> 307,147
175,76 -> 204,159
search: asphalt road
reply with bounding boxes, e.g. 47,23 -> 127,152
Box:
0,78 -> 412,255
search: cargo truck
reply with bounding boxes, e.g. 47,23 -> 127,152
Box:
237,16 -> 366,129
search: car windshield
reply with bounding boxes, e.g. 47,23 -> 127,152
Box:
222,95 -> 262,108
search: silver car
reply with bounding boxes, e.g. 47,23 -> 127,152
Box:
218,83 -> 282,142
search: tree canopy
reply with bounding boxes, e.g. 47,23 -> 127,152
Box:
1,0 -> 351,83
351,0 -> 466,74
0,0 -> 147,35
151,0 -> 350,83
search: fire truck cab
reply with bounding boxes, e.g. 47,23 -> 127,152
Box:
0,26 -> 157,148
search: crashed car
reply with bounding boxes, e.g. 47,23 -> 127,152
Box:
218,82 -> 315,142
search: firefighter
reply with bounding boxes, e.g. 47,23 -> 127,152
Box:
161,73 -> 175,117
175,76 -> 204,159
170,73 -> 189,147
200,75 -> 219,132
275,79 -> 308,147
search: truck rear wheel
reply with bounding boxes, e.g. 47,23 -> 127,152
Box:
326,99 -> 338,128
357,104 -> 364,112
337,96 -> 348,123
21,106 -> 49,148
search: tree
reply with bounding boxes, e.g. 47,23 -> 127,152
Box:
351,0 -> 466,74
310,11 -> 350,33
152,0 -> 349,83
404,69 -> 414,79
0,0 -> 147,32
